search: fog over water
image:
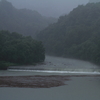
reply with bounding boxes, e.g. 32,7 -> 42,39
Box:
7,0 -> 89,17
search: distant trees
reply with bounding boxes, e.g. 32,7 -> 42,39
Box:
38,3 -> 100,65
0,30 -> 45,67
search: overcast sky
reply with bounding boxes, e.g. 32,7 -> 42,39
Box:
7,0 -> 89,17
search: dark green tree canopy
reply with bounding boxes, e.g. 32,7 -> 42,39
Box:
0,30 -> 45,65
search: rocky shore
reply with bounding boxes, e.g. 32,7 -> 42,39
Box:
0,75 -> 100,88
0,75 -> 70,88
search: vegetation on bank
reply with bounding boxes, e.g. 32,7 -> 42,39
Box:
0,61 -> 15,70
0,30 -> 45,70
38,3 -> 100,65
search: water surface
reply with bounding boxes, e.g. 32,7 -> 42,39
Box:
0,56 -> 100,100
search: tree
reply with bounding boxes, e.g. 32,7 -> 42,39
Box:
0,30 -> 45,66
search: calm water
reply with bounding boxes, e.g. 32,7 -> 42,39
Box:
0,56 -> 100,100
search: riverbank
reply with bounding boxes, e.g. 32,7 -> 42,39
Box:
0,56 -> 100,88
0,75 -> 70,88
0,56 -> 100,100
0,75 -> 100,88
1,55 -> 99,71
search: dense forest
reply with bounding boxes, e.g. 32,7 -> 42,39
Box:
0,0 -> 57,38
0,30 -> 45,69
38,3 -> 100,65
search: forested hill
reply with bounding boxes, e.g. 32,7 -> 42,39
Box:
38,3 -> 100,65
0,0 -> 57,38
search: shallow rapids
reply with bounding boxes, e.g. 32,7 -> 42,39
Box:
7,56 -> 100,75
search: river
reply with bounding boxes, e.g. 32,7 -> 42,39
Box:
0,56 -> 100,100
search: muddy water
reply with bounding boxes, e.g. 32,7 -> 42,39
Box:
0,56 -> 100,100
0,77 -> 100,100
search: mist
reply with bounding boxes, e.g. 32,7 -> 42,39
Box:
7,0 -> 89,17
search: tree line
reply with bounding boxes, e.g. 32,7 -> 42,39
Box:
0,30 -> 45,69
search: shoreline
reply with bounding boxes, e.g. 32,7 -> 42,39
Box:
0,75 -> 100,88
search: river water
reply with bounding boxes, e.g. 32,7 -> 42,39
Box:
0,56 -> 100,100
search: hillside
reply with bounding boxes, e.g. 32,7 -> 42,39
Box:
0,0 -> 57,38
38,3 -> 100,64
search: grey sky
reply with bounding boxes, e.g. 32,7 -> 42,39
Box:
7,0 -> 89,17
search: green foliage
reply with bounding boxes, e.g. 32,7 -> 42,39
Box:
0,0 -> 57,38
0,30 -> 45,67
0,61 -> 15,70
38,3 -> 100,65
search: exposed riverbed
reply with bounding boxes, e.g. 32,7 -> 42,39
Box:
0,56 -> 100,100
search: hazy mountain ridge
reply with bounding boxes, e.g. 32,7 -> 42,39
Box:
38,3 -> 100,64
0,0 -> 57,38
89,0 -> 100,3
